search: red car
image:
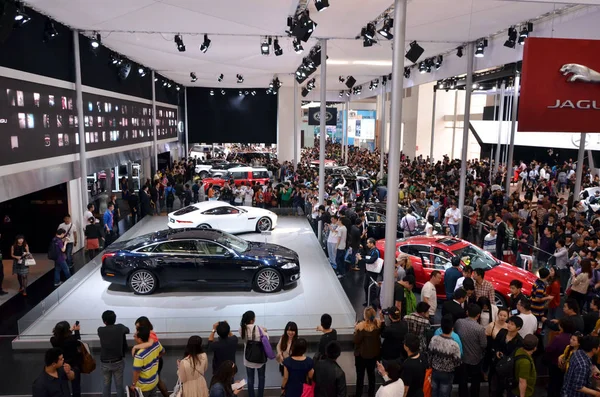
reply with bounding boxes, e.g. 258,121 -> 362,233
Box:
202,167 -> 271,191
376,235 -> 538,307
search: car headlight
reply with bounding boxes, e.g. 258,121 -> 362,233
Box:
281,262 -> 298,269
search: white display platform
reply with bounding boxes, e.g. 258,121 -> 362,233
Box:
12,216 -> 356,349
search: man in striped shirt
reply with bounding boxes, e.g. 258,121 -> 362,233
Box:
131,326 -> 165,396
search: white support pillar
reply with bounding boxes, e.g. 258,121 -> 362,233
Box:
151,71 -> 158,175
505,73 -> 520,194
317,39 -> 327,238
344,101 -> 349,165
575,133 -> 587,196
458,42 -> 474,239
73,31 -> 88,210
382,0 -> 407,309
184,87 -> 189,158
379,92 -> 386,178
429,88 -> 437,163
451,90 -> 459,159
493,82 -> 505,176
293,80 -> 299,171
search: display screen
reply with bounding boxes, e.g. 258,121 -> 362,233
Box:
0,76 -> 178,166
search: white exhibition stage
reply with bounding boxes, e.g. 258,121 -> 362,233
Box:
12,216 -> 356,349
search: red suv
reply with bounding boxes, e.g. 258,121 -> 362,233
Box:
202,167 -> 271,190
376,235 -> 538,307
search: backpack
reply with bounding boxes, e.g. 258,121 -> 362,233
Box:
405,289 -> 417,315
495,351 -> 531,389
47,238 -> 58,260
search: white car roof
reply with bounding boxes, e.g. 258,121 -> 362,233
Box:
229,167 -> 269,172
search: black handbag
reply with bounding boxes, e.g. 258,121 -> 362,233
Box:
244,326 -> 266,364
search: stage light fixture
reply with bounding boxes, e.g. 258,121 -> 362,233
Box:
449,80 -> 456,89
345,91 -> 351,97
168,83 -> 173,88
273,38 -> 283,56
236,74 -> 244,83
221,89 -> 226,95
210,90 -> 214,96
14,3 -> 30,25
373,78 -> 379,88
475,38 -> 488,58
418,61 -> 426,74
504,27 -> 517,48
174,35 -> 186,52
251,91 -> 256,96
301,88 -> 309,97
345,76 -> 356,88
245,91 -> 249,95
163,81 -> 168,87
154,76 -> 158,82
261,39 -> 270,55
364,23 -> 376,40
339,91 -> 343,97
218,74 -> 224,82
405,41 -> 424,63
90,32 -> 101,49
43,20 -> 59,41
434,55 -> 443,70
315,0 -> 329,12
472,83 -> 479,90
404,67 -> 411,79
363,36 -> 376,47
293,39 -> 304,54
437,81 -> 445,89
519,23 -> 532,45
369,81 -> 373,91
111,54 -> 123,66
456,46 -> 464,58
339,76 -> 345,83
138,67 -> 146,77
176,86 -> 180,91
239,91 -> 243,96
382,76 -> 387,86
190,72 -> 197,82
378,18 -> 393,40
200,34 -> 211,53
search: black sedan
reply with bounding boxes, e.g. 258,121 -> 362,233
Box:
101,229 -> 300,295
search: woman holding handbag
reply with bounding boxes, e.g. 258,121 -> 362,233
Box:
11,235 -> 30,296
177,336 -> 209,397
276,322 -> 298,376
240,311 -> 268,397
282,339 -> 314,397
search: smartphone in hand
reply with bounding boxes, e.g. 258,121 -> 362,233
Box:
232,379 -> 246,391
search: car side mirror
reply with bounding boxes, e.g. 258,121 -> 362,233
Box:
223,250 -> 234,258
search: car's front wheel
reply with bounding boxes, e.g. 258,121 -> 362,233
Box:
256,217 -> 272,232
197,223 -> 212,229
199,171 -> 209,179
254,268 -> 282,293
129,270 -> 158,295
495,292 -> 507,308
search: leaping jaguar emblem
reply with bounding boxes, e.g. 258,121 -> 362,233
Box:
560,63 -> 600,83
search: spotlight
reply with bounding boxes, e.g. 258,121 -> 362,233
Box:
345,91 -> 351,97
174,35 -> 186,52
504,27 -> 517,49
218,74 -> 224,82
273,38 -> 283,56
236,74 -> 244,83
456,46 -> 464,58
419,61 -> 427,74
138,67 -> 146,77
372,78 -> 379,88
315,0 -> 329,12
369,81 -> 374,91
251,91 -> 256,96
190,72 -> 197,82
163,81 -> 168,87
221,89 -> 226,95
475,38 -> 488,58
111,54 -> 123,65
339,91 -> 344,97
345,76 -> 356,88
200,34 -> 211,53
293,39 -> 304,54
261,39 -> 270,55
434,55 -> 443,70
363,36 -> 376,47
339,76 -> 345,83
154,76 -> 158,82
449,80 -> 456,89
364,23 -> 376,40
382,76 -> 387,86
210,90 -> 214,96
14,3 -> 30,25
301,88 -> 309,97
90,32 -> 101,49
519,23 -> 532,45
239,91 -> 243,96
245,91 -> 249,95
43,20 -> 59,41
378,18 -> 394,40
405,41 -> 424,63
472,83 -> 479,90
437,81 -> 445,89
291,11 -> 316,42
404,67 -> 411,79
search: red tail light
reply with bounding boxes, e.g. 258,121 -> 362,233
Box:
102,252 -> 116,263
176,220 -> 193,224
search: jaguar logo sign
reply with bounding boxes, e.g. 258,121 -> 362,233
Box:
519,38 -> 600,133
308,107 -> 338,126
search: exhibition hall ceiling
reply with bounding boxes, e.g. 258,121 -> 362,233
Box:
27,0 -> 572,89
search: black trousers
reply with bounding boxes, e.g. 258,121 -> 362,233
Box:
363,271 -> 380,306
547,363 -> 564,397
458,361 -> 482,397
355,356 -> 377,397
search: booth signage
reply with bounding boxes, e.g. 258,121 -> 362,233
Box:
308,107 -> 338,126
519,38 -> 600,132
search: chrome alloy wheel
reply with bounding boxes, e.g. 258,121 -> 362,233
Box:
256,269 -> 281,292
129,270 -> 156,294
257,217 -> 272,232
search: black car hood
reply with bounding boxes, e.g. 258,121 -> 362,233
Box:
244,242 -> 298,261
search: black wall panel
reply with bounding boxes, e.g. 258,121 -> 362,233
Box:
187,88 -> 277,144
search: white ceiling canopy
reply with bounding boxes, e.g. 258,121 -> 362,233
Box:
25,0 -> 576,90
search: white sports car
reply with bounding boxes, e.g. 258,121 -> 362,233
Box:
168,201 -> 278,233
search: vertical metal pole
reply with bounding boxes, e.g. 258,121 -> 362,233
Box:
574,133 -> 586,196
382,0 -> 407,309
344,101 -> 349,164
184,87 -> 189,159
494,82 -> 505,176
451,90 -> 459,159
429,88 -> 437,163
505,73 -> 520,194
317,39 -> 327,239
458,42 -> 474,239
342,101 -> 347,165
379,92 -> 386,178
73,31 -> 88,209
294,80 -> 299,171
151,70 -> 158,175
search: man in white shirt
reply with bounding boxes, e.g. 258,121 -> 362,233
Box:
444,201 -> 461,237
516,297 -> 538,338
400,208 -> 418,238
84,203 -> 97,224
58,214 -> 77,270
421,270 -> 442,323
335,216 -> 348,279
454,265 -> 473,292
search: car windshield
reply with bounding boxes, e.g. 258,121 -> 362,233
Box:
216,231 -> 249,252
451,244 -> 499,269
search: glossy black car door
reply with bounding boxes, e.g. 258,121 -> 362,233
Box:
151,241 -> 202,284
194,240 -> 249,285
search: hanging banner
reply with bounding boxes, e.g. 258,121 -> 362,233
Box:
308,107 -> 338,126
519,38 -> 600,132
